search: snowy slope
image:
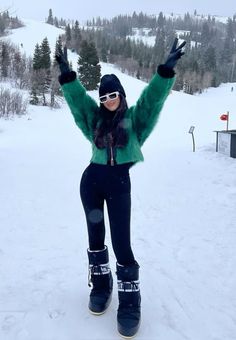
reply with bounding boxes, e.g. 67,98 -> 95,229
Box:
3,19 -> 65,56
0,19 -> 236,340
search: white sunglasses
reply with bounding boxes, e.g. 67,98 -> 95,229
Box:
99,91 -> 119,103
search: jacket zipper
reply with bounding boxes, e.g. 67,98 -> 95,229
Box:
110,146 -> 115,166
107,132 -> 115,166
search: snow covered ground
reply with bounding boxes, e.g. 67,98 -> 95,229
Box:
0,19 -> 236,340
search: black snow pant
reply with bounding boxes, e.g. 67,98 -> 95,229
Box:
80,162 -> 135,265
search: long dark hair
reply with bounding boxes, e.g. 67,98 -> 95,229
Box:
94,94 -> 129,149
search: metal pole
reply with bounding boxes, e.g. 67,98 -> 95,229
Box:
216,131 -> 218,152
191,133 -> 195,152
188,126 -> 195,152
226,111 -> 229,131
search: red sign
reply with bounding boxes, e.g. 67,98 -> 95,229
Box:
220,114 -> 228,121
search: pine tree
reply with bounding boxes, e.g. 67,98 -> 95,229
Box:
124,38 -> 132,58
54,17 -> 59,28
0,15 -> 6,34
32,43 -> 42,70
153,29 -> 165,66
46,9 -> 54,25
31,38 -> 52,106
100,46 -> 108,62
136,69 -> 140,79
65,24 -> 72,46
157,12 -> 165,29
72,20 -> 82,52
203,46 -> 217,72
40,37 -> 51,97
78,40 -> 101,90
221,19 -> 235,64
1,42 -> 10,77
53,36 -> 63,66
40,37 -> 51,70
51,38 -> 63,97
201,22 -> 210,48
29,87 -> 39,105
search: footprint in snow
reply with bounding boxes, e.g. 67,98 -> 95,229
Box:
48,309 -> 66,319
1,315 -> 17,332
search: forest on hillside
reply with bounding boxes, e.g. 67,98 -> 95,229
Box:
0,9 -> 236,115
53,10 -> 236,94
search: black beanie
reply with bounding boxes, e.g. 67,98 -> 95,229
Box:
99,74 -> 126,98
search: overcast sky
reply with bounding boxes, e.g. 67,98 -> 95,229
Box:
1,1 -> 235,23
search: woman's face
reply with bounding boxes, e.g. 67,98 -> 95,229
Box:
103,95 -> 120,111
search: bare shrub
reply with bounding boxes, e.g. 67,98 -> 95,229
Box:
0,86 -> 27,117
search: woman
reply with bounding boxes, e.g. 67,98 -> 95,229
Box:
56,38 -> 185,338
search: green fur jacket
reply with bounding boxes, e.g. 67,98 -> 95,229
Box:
60,66 -> 175,165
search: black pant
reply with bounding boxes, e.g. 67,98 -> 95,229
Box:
80,163 -> 135,265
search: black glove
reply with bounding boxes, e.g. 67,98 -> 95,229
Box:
55,46 -> 70,74
164,38 -> 186,70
